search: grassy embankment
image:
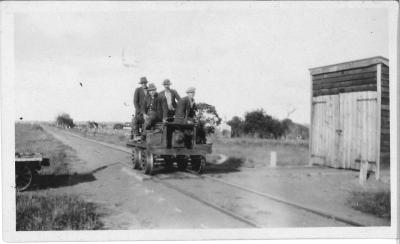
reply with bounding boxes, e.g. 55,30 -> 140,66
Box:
15,123 -> 104,230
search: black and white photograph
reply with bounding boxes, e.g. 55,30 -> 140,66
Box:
1,1 -> 398,241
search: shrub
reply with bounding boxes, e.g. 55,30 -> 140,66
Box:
196,103 -> 222,135
227,110 -> 309,139
113,123 -> 124,130
56,113 -> 75,128
348,191 -> 390,218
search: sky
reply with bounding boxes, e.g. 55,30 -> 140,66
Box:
14,4 -> 389,124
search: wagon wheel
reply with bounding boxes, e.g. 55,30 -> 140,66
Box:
177,155 -> 188,171
191,156 -> 206,174
16,166 -> 33,192
142,151 -> 155,175
132,148 -> 142,170
140,150 -> 146,171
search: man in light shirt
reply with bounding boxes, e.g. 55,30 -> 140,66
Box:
159,79 -> 181,121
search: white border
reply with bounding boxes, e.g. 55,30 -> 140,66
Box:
1,1 -> 398,241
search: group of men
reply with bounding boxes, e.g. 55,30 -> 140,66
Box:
132,76 -> 197,141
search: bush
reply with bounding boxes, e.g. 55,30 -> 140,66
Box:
227,110 -> 309,139
56,113 -> 75,128
113,123 -> 124,130
196,103 -> 222,135
348,191 -> 390,218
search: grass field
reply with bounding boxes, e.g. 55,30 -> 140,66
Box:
16,123 -> 74,175
71,127 -> 128,147
210,137 -> 309,168
17,192 -> 104,231
15,123 -> 104,230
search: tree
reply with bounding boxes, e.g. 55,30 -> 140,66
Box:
56,113 -> 75,128
113,123 -> 124,130
243,109 -> 273,138
270,118 -> 284,139
195,103 -> 222,135
227,116 -> 244,137
227,110 -> 309,139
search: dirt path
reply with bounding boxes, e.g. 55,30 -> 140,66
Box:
43,127 -> 385,228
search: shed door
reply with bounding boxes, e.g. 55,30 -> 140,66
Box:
339,91 -> 378,170
311,95 -> 340,167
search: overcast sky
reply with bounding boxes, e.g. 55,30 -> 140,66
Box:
14,4 -> 388,124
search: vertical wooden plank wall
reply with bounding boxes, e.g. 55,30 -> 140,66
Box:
310,57 -> 388,171
309,74 -> 314,166
340,91 -> 378,170
381,64 -> 390,167
376,64 -> 382,179
311,96 -> 327,165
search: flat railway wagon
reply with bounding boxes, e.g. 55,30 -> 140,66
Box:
127,122 -> 212,175
15,152 -> 50,191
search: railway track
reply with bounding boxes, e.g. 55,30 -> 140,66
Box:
55,129 -> 364,228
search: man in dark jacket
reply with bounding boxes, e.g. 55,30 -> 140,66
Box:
174,87 -> 207,145
174,87 -> 197,123
158,79 -> 181,121
132,77 -> 148,140
142,83 -> 168,131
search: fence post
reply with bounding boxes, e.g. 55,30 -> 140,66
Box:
270,151 -> 277,167
359,160 -> 368,185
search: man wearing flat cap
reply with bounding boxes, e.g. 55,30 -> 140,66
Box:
174,86 -> 197,124
132,77 -> 148,140
141,83 -> 168,132
159,79 -> 181,121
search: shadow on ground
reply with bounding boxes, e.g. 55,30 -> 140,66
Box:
146,157 -> 245,177
26,164 -> 124,190
204,157 -> 244,174
31,173 -> 96,190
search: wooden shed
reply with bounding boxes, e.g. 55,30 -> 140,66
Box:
309,56 -> 389,177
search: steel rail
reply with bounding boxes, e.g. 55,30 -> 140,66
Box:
115,161 -> 261,228
52,128 -> 364,227
184,170 -> 364,227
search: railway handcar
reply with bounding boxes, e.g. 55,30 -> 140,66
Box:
127,122 -> 212,175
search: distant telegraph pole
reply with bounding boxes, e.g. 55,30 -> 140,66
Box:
285,104 -> 297,118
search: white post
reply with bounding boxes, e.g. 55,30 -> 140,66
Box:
270,151 -> 277,167
359,160 -> 368,185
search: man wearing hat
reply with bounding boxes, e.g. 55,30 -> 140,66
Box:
174,86 -> 197,124
174,87 -> 207,146
132,77 -> 148,140
158,79 -> 181,121
141,83 -> 168,132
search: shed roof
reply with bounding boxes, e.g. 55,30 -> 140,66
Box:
309,56 -> 388,75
